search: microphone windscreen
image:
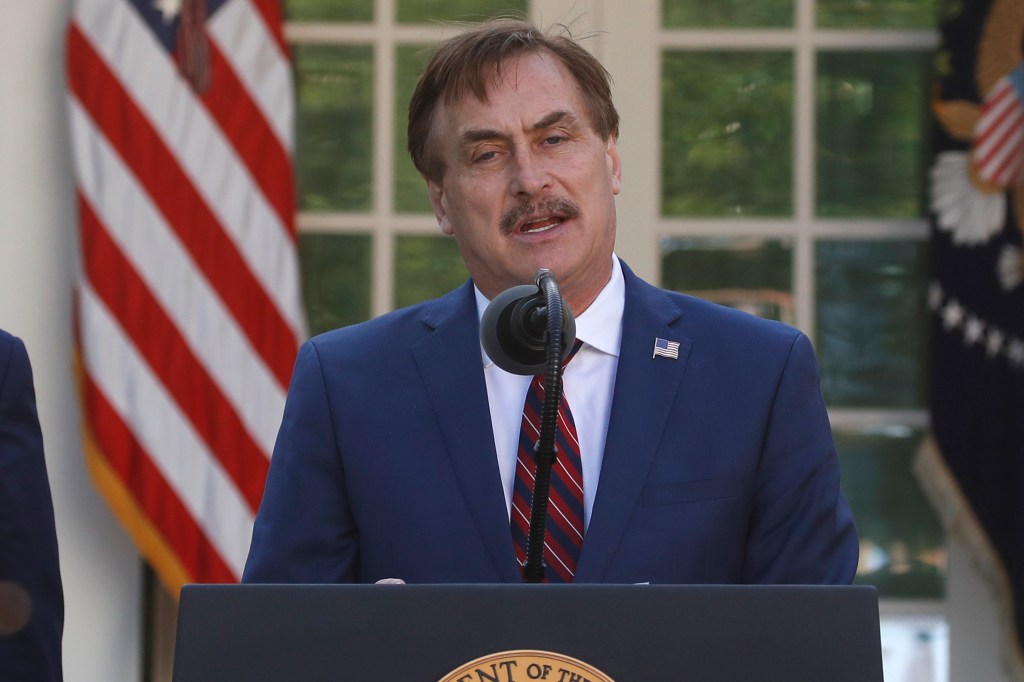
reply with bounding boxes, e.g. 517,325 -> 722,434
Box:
480,284 -> 575,375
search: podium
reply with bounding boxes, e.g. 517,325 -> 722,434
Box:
172,583 -> 882,681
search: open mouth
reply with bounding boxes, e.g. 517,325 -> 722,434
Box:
519,216 -> 564,234
501,196 -> 581,235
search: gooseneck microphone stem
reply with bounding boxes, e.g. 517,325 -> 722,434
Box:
523,270 -> 565,583
478,268 -> 576,582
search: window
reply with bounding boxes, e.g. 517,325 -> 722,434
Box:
286,0 -> 528,326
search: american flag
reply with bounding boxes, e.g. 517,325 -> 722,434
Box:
973,65 -> 1024,188
652,337 -> 680,360
67,0 -> 303,591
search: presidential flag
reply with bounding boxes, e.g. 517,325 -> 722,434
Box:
921,0 -> 1024,676
67,0 -> 303,592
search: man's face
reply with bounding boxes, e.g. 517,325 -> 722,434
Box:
425,51 -> 622,314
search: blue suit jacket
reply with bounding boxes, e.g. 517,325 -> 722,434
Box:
244,262 -> 858,585
0,330 -> 63,680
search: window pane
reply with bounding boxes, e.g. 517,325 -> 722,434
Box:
660,237 -> 794,323
662,51 -> 793,217
817,0 -> 940,29
395,45 -> 434,214
396,0 -> 527,24
837,426 -> 946,599
394,236 -> 469,308
294,45 -> 374,211
300,234 -> 372,335
662,0 -> 793,28
286,0 -> 372,22
816,240 -> 928,407
816,51 -> 931,218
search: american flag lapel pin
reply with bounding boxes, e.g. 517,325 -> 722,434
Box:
652,337 -> 680,359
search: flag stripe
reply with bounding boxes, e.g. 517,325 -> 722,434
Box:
78,194 -> 270,509
237,0 -> 289,64
67,25 -> 297,388
990,131 -> 1024,186
82,372 -> 236,583
68,98 -> 286,455
977,109 -> 1024,174
78,280 -> 255,576
974,122 -> 1024,184
208,0 -> 294,153
974,82 -> 1015,150
200,40 -> 295,231
974,79 -> 1024,184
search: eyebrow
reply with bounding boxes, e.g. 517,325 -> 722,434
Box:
531,110 -> 576,132
458,110 -> 579,146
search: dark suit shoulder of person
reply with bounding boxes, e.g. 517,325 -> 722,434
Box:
0,329 -> 64,681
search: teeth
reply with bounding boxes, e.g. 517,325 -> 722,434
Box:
521,217 -> 560,233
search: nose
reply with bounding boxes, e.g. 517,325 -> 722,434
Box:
509,147 -> 551,197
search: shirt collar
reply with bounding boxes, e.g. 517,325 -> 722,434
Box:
475,255 -> 625,368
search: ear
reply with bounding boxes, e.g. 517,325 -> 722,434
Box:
606,134 -> 622,196
427,179 -> 454,235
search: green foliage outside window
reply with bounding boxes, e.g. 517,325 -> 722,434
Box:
837,427 -> 945,599
815,240 -> 929,408
396,0 -> 527,24
395,46 -> 435,214
300,234 -> 372,335
293,44 -> 374,212
661,238 -> 793,322
394,236 -> 469,308
816,0 -> 940,29
662,51 -> 793,217
662,0 -> 793,28
286,0 -> 372,22
816,51 -> 931,218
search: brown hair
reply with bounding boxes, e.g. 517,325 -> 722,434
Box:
407,18 -> 619,183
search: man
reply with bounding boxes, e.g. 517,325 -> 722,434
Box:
244,19 -> 858,585
0,329 -> 63,680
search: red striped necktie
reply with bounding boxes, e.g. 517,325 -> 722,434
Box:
510,341 -> 584,583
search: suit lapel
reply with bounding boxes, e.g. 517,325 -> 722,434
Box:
410,283 -> 521,582
575,265 -> 693,582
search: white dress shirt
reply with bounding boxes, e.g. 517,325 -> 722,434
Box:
476,256 -> 625,531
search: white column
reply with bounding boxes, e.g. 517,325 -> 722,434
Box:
947,538 -> 1014,682
599,0 -> 661,281
0,2 -> 142,681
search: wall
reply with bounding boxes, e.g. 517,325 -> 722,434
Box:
0,2 -> 142,680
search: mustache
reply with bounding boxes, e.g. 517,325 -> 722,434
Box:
499,196 -> 581,235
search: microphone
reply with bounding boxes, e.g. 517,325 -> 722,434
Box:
481,269 -> 575,582
480,269 -> 576,375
